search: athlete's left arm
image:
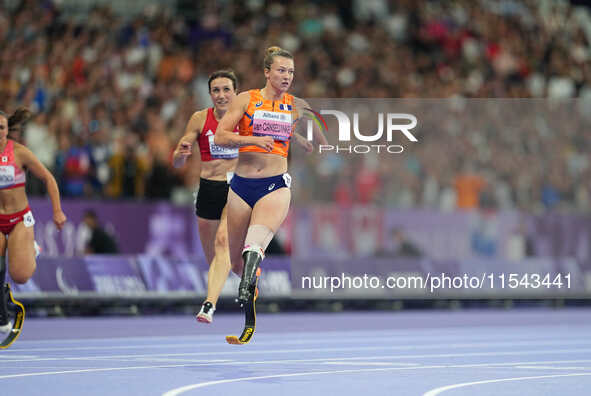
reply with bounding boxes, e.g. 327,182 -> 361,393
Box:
293,97 -> 329,145
16,144 -> 67,230
292,132 -> 313,153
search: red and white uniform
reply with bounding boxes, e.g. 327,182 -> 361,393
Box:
0,207 -> 34,235
198,108 -> 239,161
0,139 -> 34,235
0,140 -> 26,190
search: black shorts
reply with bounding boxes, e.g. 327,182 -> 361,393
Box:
195,178 -> 230,220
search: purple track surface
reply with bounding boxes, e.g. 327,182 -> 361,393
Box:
2,309 -> 591,395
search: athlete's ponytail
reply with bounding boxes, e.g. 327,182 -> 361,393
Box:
8,108 -> 32,132
264,46 -> 293,71
2,107 -> 33,143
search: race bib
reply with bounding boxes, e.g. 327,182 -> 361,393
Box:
208,134 -> 238,159
23,211 -> 35,227
252,110 -> 292,141
0,166 -> 15,187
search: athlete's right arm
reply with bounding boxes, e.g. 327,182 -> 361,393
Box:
215,92 -> 274,151
16,143 -> 67,230
172,110 -> 205,168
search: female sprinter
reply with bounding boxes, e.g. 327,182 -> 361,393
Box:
215,47 -> 326,327
0,108 -> 67,341
174,69 -> 314,324
172,70 -> 240,323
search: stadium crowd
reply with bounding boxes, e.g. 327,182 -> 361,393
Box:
0,0 -> 590,212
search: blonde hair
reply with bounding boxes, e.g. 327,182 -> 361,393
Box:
263,46 -> 293,71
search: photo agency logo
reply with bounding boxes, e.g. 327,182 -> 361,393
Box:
303,106 -> 418,154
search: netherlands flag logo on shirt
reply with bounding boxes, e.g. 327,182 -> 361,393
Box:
279,104 -> 292,111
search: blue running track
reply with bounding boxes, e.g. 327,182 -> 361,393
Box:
1,309 -> 590,395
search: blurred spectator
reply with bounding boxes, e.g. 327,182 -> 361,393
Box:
505,220 -> 535,261
59,136 -> 93,197
82,209 -> 119,254
470,214 -> 499,257
0,0 -> 588,211
355,160 -> 381,204
454,163 -> 486,210
375,228 -> 423,258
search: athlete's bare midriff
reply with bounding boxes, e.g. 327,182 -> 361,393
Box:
200,158 -> 238,181
0,187 -> 29,214
235,151 -> 287,178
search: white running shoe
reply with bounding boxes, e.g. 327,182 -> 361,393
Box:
0,321 -> 12,334
196,301 -> 215,324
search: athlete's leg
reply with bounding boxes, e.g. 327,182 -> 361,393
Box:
0,235 -> 6,282
238,188 -> 291,303
196,206 -> 229,321
249,188 -> 291,244
7,223 -> 36,285
0,235 -> 8,328
196,206 -> 235,323
1,227 -> 27,344
226,188 -> 253,277
205,206 -> 235,301
197,217 -> 220,266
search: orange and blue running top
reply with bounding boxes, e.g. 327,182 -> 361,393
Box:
238,89 -> 298,158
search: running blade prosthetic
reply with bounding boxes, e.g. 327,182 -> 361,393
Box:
0,284 -> 25,349
226,268 -> 260,345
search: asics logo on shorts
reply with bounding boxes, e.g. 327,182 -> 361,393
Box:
268,183 -> 275,191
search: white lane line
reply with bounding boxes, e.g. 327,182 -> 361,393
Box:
6,359 -> 591,373
18,323 -> 591,344
0,366 -> 112,370
422,373 -> 591,396
10,331 -> 591,352
0,364 -> 203,380
160,367 -> 444,396
515,365 -> 591,370
196,355 -> 591,368
8,334 -> 583,353
321,362 -> 419,366
3,339 -> 591,363
3,347 -> 591,365
0,360 -> 233,380
445,359 -> 591,368
4,343 -> 249,353
1,356 -> 590,385
162,368 -> 591,396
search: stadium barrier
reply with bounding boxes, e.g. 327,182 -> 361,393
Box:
11,255 -> 587,301
18,199 -> 590,307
